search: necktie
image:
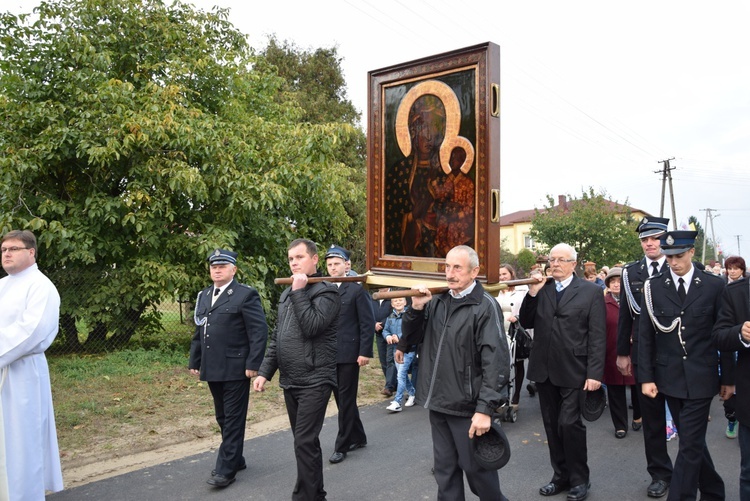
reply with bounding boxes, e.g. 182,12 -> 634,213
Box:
555,281 -> 563,292
677,278 -> 687,302
651,262 -> 659,277
212,287 -> 221,305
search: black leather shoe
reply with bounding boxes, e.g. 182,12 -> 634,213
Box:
647,479 -> 669,498
615,430 -> 627,439
632,419 -> 642,431
347,442 -> 367,452
212,461 -> 247,477
206,474 -> 235,488
329,451 -> 346,464
539,481 -> 569,496
567,483 -> 590,501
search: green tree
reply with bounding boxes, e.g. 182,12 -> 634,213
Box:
259,37 -> 367,271
0,0 -> 358,350
530,188 -> 642,268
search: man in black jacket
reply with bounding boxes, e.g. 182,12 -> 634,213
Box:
713,274 -> 750,500
397,245 -> 510,501
189,249 -> 268,488
254,239 -> 340,501
615,216 -> 672,498
520,243 -> 606,501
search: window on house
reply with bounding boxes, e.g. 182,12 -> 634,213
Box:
524,234 -> 535,250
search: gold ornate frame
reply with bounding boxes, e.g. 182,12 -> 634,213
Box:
367,42 -> 501,283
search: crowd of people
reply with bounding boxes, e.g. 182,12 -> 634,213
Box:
3,225 -> 750,501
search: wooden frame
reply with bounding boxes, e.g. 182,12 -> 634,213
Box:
367,42 -> 501,283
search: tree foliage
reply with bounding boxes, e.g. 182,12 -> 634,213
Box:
0,0 -> 361,350
259,37 -> 367,271
530,188 -> 642,268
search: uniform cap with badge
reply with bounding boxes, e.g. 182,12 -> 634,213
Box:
207,249 -> 238,265
325,244 -> 350,261
636,216 -> 669,238
659,231 -> 697,256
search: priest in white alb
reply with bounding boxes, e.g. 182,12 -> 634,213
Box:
0,229 -> 64,500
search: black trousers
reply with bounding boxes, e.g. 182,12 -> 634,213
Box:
429,410 -> 507,501
333,363 -> 367,452
208,379 -> 250,477
537,380 -> 589,487
666,396 -> 725,501
635,365 -> 673,483
607,384 -> 642,432
284,384 -> 333,501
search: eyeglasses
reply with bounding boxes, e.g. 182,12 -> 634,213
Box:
1,246 -> 29,253
547,258 -> 575,264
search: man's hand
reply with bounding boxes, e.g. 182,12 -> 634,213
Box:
375,321 -> 383,332
357,356 -> 369,367
291,273 -> 308,291
642,382 -> 658,398
527,270 -> 545,296
409,285 -> 431,310
720,385 -> 736,401
245,370 -> 258,378
468,412 -> 491,439
189,368 -> 199,376
253,376 -> 267,392
742,321 -> 750,343
616,355 -> 632,377
583,379 -> 601,391
395,349 -> 404,364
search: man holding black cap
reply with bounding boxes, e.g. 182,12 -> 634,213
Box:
616,216 -> 673,498
189,249 -> 268,488
638,231 -> 729,500
325,244 -> 375,464
520,242 -> 606,501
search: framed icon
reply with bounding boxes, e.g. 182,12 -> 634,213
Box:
367,42 -> 501,283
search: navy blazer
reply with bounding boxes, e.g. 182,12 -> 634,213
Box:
520,275 -> 606,388
638,268 -> 727,399
334,282 -> 375,363
713,278 -> 749,421
189,279 -> 268,381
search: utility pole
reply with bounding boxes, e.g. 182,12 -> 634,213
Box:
655,158 -> 677,229
699,208 -> 720,263
735,235 -> 742,257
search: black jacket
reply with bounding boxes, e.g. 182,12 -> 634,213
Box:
713,278 -> 749,421
520,275 -> 606,388
189,279 -> 268,381
398,281 -> 509,417
258,279 -> 340,389
638,268 -> 729,399
333,282 -> 375,363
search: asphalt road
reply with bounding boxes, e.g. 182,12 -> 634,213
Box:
48,380 -> 742,500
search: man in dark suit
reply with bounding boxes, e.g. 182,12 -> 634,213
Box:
638,231 -> 727,500
189,249 -> 268,488
615,216 -> 673,498
325,245 -> 375,464
371,288 -> 397,396
520,243 -> 606,501
713,273 -> 750,500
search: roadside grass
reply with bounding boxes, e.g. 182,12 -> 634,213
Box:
49,329 -> 388,467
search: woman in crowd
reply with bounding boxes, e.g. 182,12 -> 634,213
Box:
496,263 -> 530,405
725,256 -> 747,283
602,267 -> 642,438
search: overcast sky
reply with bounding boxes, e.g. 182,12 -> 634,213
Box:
9,0 -> 750,260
